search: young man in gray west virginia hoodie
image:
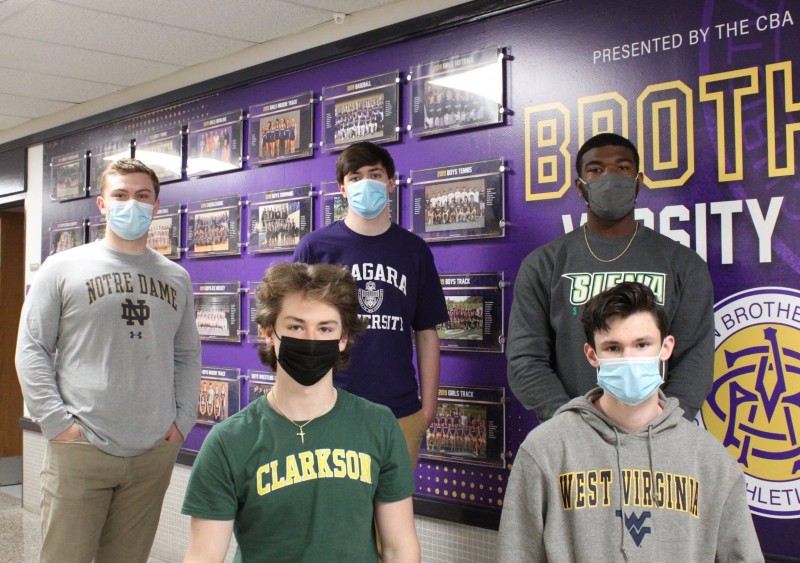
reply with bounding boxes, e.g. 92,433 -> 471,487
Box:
499,282 -> 762,562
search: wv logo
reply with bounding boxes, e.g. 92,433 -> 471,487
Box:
616,510 -> 652,547
121,299 -> 151,326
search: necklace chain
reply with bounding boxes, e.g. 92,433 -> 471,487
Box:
583,222 -> 638,263
269,387 -> 336,444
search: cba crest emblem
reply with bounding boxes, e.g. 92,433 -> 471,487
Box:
358,281 -> 383,314
699,287 -> 800,518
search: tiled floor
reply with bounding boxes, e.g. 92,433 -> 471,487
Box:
0,486 -> 41,563
0,485 -> 165,563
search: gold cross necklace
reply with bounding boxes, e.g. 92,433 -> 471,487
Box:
268,387 -> 337,444
584,221 -> 639,263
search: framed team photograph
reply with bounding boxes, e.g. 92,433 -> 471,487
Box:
319,179 -> 400,228
193,281 -> 242,343
49,218 -> 85,255
197,366 -> 241,426
91,139 -> 132,193
134,127 -> 183,183
187,196 -> 242,258
51,152 -> 88,201
186,110 -> 244,177
246,369 -> 275,406
410,158 -> 505,243
248,92 -> 314,166
410,47 -> 505,137
247,185 -> 313,254
321,71 -> 400,152
246,281 -> 266,343
438,273 -> 505,352
88,215 -> 106,243
419,386 -> 506,468
147,203 -> 182,260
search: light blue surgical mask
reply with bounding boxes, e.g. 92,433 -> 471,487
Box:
347,178 -> 388,219
108,199 -> 154,240
596,343 -> 665,405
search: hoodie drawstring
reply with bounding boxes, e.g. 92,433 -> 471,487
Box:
612,427 -> 629,562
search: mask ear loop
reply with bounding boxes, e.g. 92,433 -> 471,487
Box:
657,340 -> 667,384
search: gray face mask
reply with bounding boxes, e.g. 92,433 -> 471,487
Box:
579,173 -> 638,221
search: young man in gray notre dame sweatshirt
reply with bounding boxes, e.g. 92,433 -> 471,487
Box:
499,282 -> 762,562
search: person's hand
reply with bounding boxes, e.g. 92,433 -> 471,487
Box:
164,423 -> 185,444
52,422 -> 82,442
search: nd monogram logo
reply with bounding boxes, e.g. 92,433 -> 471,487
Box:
699,288 -> 800,519
121,298 -> 151,326
358,281 -> 383,314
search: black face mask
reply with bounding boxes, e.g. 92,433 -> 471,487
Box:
274,332 -> 341,386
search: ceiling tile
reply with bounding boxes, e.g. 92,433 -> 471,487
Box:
0,68 -> 121,103
0,115 -> 31,130
287,0 -> 398,12
0,35 -> 182,85
0,93 -> 74,118
57,0 -> 332,42
0,0 -> 254,66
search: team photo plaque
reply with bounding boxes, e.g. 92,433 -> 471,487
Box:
49,218 -> 85,255
187,110 -> 244,177
91,140 -> 132,192
51,152 -> 87,201
187,196 -> 242,258
248,92 -> 314,166
246,281 -> 266,344
147,203 -> 182,260
321,71 -> 400,151
134,127 -> 183,183
193,281 -> 242,343
438,273 -> 505,353
88,215 -> 106,243
410,158 -> 505,243
197,366 -> 241,426
247,185 -> 313,254
420,386 -> 506,468
410,47 -> 505,137
246,369 -> 275,406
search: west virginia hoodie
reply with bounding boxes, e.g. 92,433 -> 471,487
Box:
499,389 -> 763,562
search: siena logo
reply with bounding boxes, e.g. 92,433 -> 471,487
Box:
698,287 -> 800,519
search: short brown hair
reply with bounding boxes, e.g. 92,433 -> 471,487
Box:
335,142 -> 395,184
255,262 -> 367,371
581,282 -> 668,347
100,158 -> 160,199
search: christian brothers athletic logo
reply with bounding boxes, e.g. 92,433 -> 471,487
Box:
698,287 -> 800,518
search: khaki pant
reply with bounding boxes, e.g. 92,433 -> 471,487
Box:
396,408 -> 429,469
39,437 -> 180,563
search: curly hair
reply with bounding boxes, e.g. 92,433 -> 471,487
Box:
255,262 -> 367,371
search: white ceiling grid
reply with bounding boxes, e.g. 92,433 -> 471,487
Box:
0,0 -> 411,137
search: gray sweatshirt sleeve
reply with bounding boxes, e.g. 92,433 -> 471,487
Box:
715,472 -> 764,562
498,445 -> 547,562
662,259 -> 714,420
172,274 -> 202,440
15,263 -> 73,439
507,254 -> 571,421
